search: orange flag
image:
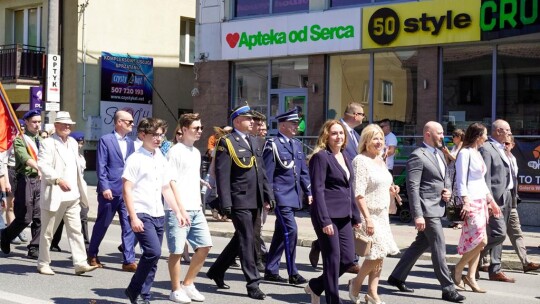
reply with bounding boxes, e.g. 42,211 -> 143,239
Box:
0,82 -> 22,152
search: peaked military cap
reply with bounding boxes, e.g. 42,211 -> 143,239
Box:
276,108 -> 299,122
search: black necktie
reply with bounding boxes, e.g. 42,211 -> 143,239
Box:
35,137 -> 40,152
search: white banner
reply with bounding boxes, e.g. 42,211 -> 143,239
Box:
99,101 -> 152,139
46,54 -> 61,103
222,9 -> 361,60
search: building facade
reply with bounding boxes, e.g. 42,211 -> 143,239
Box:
194,0 -> 540,225
0,0 -> 197,174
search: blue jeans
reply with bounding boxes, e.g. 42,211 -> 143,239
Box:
127,213 -> 164,300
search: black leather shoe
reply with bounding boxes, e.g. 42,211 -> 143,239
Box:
50,245 -> 62,252
247,288 -> 266,300
207,271 -> 230,289
27,247 -> 39,259
442,290 -> 466,303
309,241 -> 320,268
118,244 -> 124,253
264,273 -> 287,283
257,262 -> 265,272
387,275 -> 414,293
289,274 -> 307,285
1,229 -> 11,254
125,288 -> 148,304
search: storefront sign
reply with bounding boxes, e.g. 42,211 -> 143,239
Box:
222,9 -> 361,60
362,0 -> 480,49
46,54 -> 61,103
481,0 -> 540,40
29,86 -> 43,110
515,139 -> 540,201
99,101 -> 152,138
100,52 -> 154,104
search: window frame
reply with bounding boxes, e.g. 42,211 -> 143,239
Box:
12,6 -> 42,47
180,17 -> 196,65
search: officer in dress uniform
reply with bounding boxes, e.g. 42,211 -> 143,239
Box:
206,104 -> 275,300
262,108 -> 312,285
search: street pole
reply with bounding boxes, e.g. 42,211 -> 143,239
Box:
44,0 -> 60,124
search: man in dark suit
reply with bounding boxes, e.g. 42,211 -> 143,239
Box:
87,110 -> 137,272
387,121 -> 465,303
263,108 -> 311,285
207,105 -> 275,300
309,102 -> 364,273
478,119 -> 516,282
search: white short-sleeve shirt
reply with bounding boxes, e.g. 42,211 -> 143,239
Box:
385,132 -> 398,170
122,146 -> 172,217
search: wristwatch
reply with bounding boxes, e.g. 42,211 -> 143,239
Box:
54,178 -> 62,185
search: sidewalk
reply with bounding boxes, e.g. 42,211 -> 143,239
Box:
86,186 -> 540,271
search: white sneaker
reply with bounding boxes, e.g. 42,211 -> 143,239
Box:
182,283 -> 205,302
169,289 -> 191,303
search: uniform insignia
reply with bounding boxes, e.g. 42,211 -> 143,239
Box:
217,146 -> 225,151
239,149 -> 246,152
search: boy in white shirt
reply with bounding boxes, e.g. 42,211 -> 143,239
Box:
166,113 -> 213,303
122,118 -> 189,304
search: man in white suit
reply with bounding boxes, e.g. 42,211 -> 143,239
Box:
36,111 -> 98,276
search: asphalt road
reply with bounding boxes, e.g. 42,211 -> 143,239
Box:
0,222 -> 539,304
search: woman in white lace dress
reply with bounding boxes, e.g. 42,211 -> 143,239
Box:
348,124 -> 400,304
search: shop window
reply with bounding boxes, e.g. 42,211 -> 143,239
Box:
180,18 -> 195,64
270,58 -> 308,89
497,42 -> 540,136
331,0 -> 371,8
233,60 -> 269,112
13,7 -> 42,47
442,46 -> 493,134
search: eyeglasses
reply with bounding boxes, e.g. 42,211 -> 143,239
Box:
353,112 -> 365,117
120,119 -> 134,125
504,142 -> 512,146
147,133 -> 164,139
192,126 -> 204,132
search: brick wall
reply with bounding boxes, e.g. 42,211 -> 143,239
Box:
416,47 -> 439,134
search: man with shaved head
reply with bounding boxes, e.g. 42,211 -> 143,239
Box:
387,121 -> 465,303
87,110 -> 138,272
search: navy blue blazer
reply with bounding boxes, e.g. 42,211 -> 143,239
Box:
309,149 -> 361,229
96,132 -> 135,196
263,133 -> 311,209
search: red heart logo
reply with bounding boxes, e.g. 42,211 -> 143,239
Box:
226,33 -> 240,48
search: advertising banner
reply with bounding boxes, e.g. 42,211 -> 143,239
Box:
46,54 -> 61,103
100,52 -> 154,104
362,0 -> 481,49
99,101 -> 152,138
514,139 -> 540,202
222,9 -> 361,60
480,0 -> 540,40
29,86 -> 43,110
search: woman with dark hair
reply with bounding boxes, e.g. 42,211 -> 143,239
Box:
443,128 -> 465,229
305,120 -> 361,304
452,123 -> 501,293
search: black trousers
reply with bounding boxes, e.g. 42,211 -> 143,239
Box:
208,208 -> 262,291
4,175 -> 41,249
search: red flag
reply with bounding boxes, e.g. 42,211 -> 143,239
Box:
0,82 -> 22,152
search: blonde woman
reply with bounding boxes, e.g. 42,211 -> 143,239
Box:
348,124 -> 399,304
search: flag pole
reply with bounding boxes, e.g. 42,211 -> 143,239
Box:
0,82 -> 23,135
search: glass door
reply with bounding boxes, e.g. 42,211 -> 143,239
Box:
268,89 -> 308,136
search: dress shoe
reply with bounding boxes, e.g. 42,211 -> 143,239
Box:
489,271 -> 516,283
37,265 -> 55,275
348,279 -> 361,304
27,247 -> 39,259
125,288 -> 149,304
87,256 -> 104,268
289,274 -> 307,285
442,290 -> 466,303
50,245 -> 62,252
523,262 -> 540,273
0,229 -> 11,254
304,283 -> 320,304
118,244 -> 124,253
207,271 -> 230,289
462,276 -> 486,293
75,263 -> 99,275
247,288 -> 266,300
309,240 -> 320,268
122,262 -> 138,272
346,264 -> 360,274
387,275 -> 414,293
365,294 -> 386,304
230,259 -> 240,268
264,273 -> 288,283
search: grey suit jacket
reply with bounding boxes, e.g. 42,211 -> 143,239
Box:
406,144 -> 449,219
480,139 -> 511,206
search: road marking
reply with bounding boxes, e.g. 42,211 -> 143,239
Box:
0,291 -> 53,304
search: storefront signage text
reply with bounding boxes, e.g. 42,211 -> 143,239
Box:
362,0 -> 480,49
228,25 -> 354,50
221,9 -> 361,60
481,0 -> 540,40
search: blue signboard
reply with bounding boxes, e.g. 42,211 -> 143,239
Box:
100,52 -> 153,104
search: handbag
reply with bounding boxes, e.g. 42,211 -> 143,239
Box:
446,151 -> 470,222
353,227 -> 372,257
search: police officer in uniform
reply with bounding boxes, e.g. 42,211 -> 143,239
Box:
263,108 -> 312,285
206,105 -> 275,300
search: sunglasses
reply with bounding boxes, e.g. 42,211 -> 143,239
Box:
120,119 -> 134,125
192,126 -> 204,132
176,132 -> 183,136
504,142 -> 512,146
